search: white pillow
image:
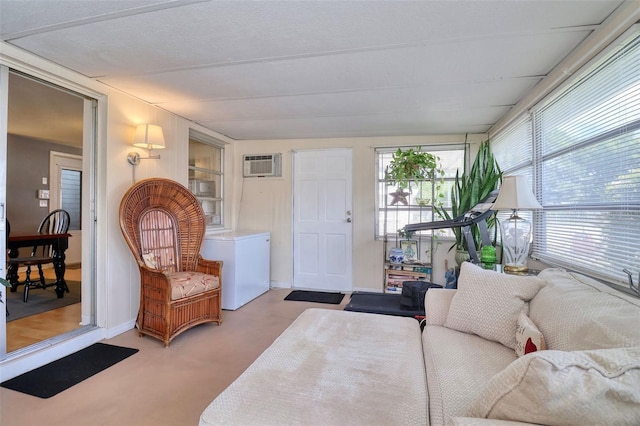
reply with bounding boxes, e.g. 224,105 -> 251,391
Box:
467,347 -> 640,425
444,262 -> 544,349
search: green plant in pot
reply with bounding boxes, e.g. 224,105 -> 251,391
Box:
435,139 -> 502,264
385,147 -> 444,205
0,277 -> 10,305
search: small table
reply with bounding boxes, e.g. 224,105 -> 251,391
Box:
7,233 -> 71,298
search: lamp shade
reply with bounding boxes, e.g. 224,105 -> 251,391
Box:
133,124 -> 165,150
492,175 -> 542,211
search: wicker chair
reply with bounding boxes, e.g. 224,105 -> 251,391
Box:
119,178 -> 222,347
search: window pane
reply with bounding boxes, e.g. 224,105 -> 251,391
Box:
60,168 -> 81,231
376,146 -> 464,240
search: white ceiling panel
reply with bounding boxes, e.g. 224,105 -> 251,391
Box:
201,105 -> 511,140
162,79 -> 539,123
101,30 -> 585,105
1,0 -> 629,141
6,1 -> 614,76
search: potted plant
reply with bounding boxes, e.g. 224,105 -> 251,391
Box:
435,139 -> 502,264
0,277 -> 10,306
385,147 -> 444,205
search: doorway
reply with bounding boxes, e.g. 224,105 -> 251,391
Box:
1,69 -> 95,355
292,148 -> 353,292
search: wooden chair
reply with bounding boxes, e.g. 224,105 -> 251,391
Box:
8,210 -> 71,302
119,177 -> 222,347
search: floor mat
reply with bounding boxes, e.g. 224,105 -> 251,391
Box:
284,290 -> 344,304
1,343 -> 139,398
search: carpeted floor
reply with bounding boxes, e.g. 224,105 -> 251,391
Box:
284,290 -> 345,304
5,280 -> 81,321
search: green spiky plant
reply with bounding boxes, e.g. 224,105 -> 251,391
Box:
435,139 -> 502,251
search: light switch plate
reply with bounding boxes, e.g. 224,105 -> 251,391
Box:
39,200 -> 48,207
37,189 -> 50,199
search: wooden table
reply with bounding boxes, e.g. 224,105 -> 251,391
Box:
7,233 -> 71,298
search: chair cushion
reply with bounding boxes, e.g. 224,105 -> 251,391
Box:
467,346 -> 640,425
166,271 -> 220,301
444,263 -> 544,350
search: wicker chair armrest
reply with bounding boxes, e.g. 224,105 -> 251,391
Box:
196,255 -> 223,276
139,267 -> 172,299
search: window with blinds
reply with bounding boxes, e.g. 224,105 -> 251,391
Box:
491,117 -> 535,241
60,168 -> 81,231
492,28 -> 640,288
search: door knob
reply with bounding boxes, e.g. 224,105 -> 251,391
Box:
346,218 -> 352,223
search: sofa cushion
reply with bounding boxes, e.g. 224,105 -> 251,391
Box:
467,346 -> 640,426
515,312 -> 546,357
530,268 -> 640,351
444,263 -> 544,350
423,325 -> 517,426
166,271 -> 220,301
200,308 -> 427,426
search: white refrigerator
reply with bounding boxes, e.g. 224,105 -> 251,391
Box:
201,231 -> 271,310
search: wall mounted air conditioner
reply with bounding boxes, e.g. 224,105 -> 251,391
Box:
243,153 -> 282,177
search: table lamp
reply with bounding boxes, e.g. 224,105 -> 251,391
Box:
492,175 -> 542,272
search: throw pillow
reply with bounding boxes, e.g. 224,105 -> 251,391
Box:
467,347 -> 640,425
142,252 -> 158,270
444,262 -> 544,350
515,311 -> 546,357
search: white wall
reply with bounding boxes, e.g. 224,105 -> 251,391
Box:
230,134 -> 485,291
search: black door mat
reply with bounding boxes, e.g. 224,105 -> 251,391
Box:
284,290 -> 345,304
1,343 -> 139,398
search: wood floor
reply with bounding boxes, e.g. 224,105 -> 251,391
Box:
6,268 -> 83,352
1,288 -> 350,426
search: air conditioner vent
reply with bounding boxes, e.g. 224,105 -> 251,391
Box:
243,153 -> 282,177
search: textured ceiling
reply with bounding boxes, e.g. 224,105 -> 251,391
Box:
0,0 -> 628,141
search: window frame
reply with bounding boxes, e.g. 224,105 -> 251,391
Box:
375,144 -> 466,242
188,129 -> 225,230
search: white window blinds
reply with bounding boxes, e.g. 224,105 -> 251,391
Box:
531,31 -> 640,286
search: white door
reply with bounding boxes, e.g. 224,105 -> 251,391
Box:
293,149 -> 353,292
50,152 -> 82,265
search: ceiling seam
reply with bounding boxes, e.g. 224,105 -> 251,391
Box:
87,26 -> 598,79
2,0 -> 209,41
130,75 -> 546,105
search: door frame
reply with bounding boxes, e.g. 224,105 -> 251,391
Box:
0,48 -> 104,378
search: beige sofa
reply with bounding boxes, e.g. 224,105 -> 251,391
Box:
199,263 -> 640,426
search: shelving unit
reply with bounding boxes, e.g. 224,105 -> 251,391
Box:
188,150 -> 223,226
382,179 -> 435,293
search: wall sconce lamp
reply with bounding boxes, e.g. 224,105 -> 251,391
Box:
492,175 -> 542,273
127,124 -> 166,165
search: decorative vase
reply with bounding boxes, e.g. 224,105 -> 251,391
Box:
455,249 -> 470,266
389,247 -> 405,264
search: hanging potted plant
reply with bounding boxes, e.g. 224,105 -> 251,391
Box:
385,147 -> 444,205
435,139 -> 502,264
